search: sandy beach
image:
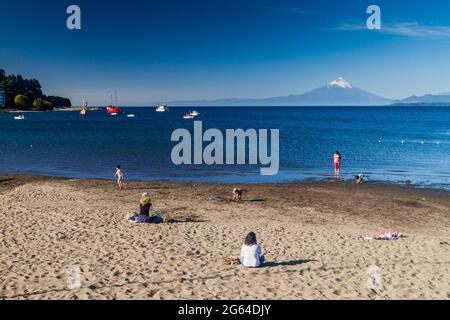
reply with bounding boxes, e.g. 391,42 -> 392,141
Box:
0,174 -> 449,300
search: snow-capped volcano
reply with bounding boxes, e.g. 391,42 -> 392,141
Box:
328,77 -> 353,89
162,77 -> 393,106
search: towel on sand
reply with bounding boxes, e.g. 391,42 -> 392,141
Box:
365,232 -> 405,240
129,212 -> 163,224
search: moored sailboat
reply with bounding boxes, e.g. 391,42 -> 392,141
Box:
106,92 -> 121,114
80,99 -> 88,115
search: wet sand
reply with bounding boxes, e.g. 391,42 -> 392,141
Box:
0,174 -> 449,300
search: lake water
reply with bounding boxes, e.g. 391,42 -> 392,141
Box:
1,107 -> 450,189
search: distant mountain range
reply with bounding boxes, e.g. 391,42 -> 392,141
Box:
394,94 -> 450,105
157,77 -> 450,107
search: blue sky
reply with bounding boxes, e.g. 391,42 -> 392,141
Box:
1,0 -> 450,105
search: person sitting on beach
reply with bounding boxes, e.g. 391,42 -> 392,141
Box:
239,232 -> 265,268
355,174 -> 365,184
333,151 -> 342,177
114,165 -> 124,191
139,192 -> 152,216
128,193 -> 153,223
232,188 -> 244,202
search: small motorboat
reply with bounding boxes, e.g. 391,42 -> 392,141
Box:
156,104 -> 168,112
183,114 -> 195,119
110,113 -> 118,116
190,110 -> 200,117
14,114 -> 25,120
127,114 -> 135,118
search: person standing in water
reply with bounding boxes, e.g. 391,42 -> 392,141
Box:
114,165 -> 124,191
333,151 -> 342,177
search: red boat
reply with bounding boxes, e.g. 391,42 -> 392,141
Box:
106,92 -> 121,114
106,106 -> 121,114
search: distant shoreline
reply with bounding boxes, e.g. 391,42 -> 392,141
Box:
2,107 -> 98,113
3,105 -> 450,111
1,172 -> 450,196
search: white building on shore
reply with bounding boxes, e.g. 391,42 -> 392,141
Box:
0,87 -> 5,107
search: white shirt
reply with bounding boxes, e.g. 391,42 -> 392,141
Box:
240,244 -> 263,268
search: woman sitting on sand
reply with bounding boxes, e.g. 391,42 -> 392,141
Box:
239,232 -> 265,268
128,193 -> 153,223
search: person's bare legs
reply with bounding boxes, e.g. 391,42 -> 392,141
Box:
334,163 -> 341,178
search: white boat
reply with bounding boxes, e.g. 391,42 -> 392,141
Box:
14,114 -> 25,120
183,114 -> 195,119
110,113 -> 118,116
80,99 -> 88,115
127,114 -> 135,118
190,110 -> 200,116
156,104 -> 168,112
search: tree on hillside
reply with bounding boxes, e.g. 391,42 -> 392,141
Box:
14,95 -> 31,109
0,69 -> 70,110
33,98 -> 53,111
45,96 -> 71,108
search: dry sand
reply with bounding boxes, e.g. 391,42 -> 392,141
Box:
0,174 -> 449,300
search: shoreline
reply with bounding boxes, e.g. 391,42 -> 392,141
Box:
1,107 -> 100,113
1,171 -> 450,195
2,173 -> 450,236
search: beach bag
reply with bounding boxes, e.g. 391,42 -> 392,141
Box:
150,212 -> 163,224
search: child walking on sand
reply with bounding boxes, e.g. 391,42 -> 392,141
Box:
239,232 -> 265,268
114,165 -> 124,191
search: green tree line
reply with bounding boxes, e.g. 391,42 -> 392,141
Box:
0,69 -> 71,111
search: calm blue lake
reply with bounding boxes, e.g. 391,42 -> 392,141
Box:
1,107 -> 450,189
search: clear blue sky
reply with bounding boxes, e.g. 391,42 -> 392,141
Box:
1,0 -> 450,105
